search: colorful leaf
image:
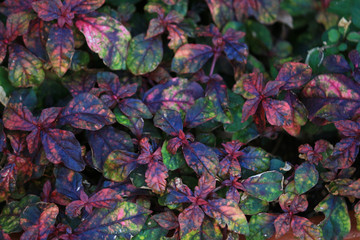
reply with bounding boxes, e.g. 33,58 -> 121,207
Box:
103,150 -> 138,182
329,138 -> 360,169
183,142 -> 219,177
161,140 -> 186,170
315,195 -> 351,240
46,24 -> 74,77
20,202 -> 59,240
54,167 -> 84,201
302,74 -> 360,123
152,211 -> 179,230
76,14 -> 131,70
41,129 -> 85,171
119,99 -> 153,119
143,77 -> 204,113
179,204 -> 204,237
274,213 -> 291,239
8,44 -> 45,87
60,93 -> 115,130
202,199 -> 249,234
154,109 -> 183,136
291,216 -> 323,240
275,62 -> 312,90
145,160 -> 168,194
31,0 -> 62,22
262,98 -> 292,126
171,44 -> 213,74
241,171 -> 283,202
74,201 -> 151,239
240,146 -> 271,173
3,103 -> 36,131
205,0 -> 235,28
87,126 -> 133,170
68,0 -> 105,14
127,34 -> 163,75
295,162 -> 319,194
0,195 -> 40,234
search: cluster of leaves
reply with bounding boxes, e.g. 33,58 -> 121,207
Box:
0,0 -> 360,239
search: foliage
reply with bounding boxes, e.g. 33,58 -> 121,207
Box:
0,0 -> 359,239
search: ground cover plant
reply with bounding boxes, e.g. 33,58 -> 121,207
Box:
1,0 -> 360,239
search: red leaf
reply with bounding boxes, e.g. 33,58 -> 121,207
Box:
146,18 -> 165,39
334,120 -> 360,137
5,12 -> 35,41
38,107 -> 62,128
23,19 -> 50,61
66,0 -> 105,14
241,98 -> 261,122
262,98 -> 292,126
66,199 -> 85,218
0,0 -> 34,16
195,173 -> 216,199
0,164 -> 16,201
46,24 -> 75,77
328,138 -> 359,169
3,103 -> 36,131
274,213 -> 291,238
152,211 -> 179,230
275,62 -> 312,90
60,93 -> 115,131
167,24 -> 186,50
41,129 -> 85,171
145,160 -> 168,194
88,188 -> 122,208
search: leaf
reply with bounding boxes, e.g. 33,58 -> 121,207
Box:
20,202 -> 59,240
68,0 -> 105,14
182,216 -> 223,240
31,0 -> 62,22
0,164 -> 16,202
55,167 -> 84,201
184,97 -> 216,128
171,44 -> 213,74
152,211 -> 179,230
315,195 -> 351,240
87,126 -> 134,171
76,14 -> 131,70
262,98 -> 292,126
5,12 -> 35,40
240,146 -> 271,173
3,103 -> 36,131
145,161 -> 168,194
328,138 -> 360,169
295,162 -> 319,194
205,0 -> 235,28
74,201 -> 151,239
119,99 -> 153,119
202,199 -> 249,234
291,216 -> 323,240
103,150 -> 138,182
127,34 -> 163,75
241,171 -> 283,202
62,72 -> 96,96
0,195 -> 40,233
274,213 -> 291,239
279,193 -> 308,214
23,19 -> 50,61
144,77 -> 204,113
146,18 -> 165,39
248,213 -> 276,240
133,218 -> 168,240
183,142 -> 219,177
0,0 -> 34,16
8,44 -> 45,87
179,205 -> 204,237
46,24 -> 74,77
239,194 -> 268,215
323,55 -> 351,73
161,140 -> 186,170
302,74 -> 360,123
60,93 -> 115,131
154,109 -> 183,136
275,62 -> 312,90
41,129 -> 85,171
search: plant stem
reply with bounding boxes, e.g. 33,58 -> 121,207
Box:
209,54 -> 219,76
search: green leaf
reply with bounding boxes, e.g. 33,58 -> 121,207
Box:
161,140 -> 186,171
76,15 -> 131,70
241,171 -> 283,202
248,213 -> 276,240
133,218 -> 167,240
315,195 -> 351,240
295,162 -> 319,194
0,195 -> 40,233
75,201 -> 152,239
8,44 -> 45,87
127,33 -> 163,75
239,194 -> 268,215
71,50 -> 90,71
185,97 -> 216,128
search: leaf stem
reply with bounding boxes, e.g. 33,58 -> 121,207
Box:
209,54 -> 219,76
